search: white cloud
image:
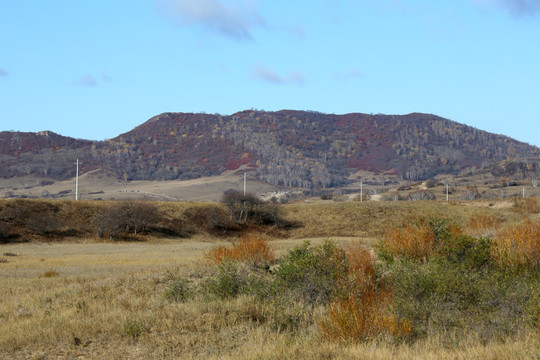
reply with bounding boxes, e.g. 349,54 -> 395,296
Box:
156,0 -> 264,40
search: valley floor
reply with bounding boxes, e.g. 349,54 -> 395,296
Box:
1,236 -> 539,360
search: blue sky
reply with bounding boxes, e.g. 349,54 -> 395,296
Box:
1,0 -> 539,147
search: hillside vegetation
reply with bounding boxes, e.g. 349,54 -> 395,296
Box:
1,110 -> 539,188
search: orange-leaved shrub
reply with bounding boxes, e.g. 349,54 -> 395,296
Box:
206,232 -> 275,267
320,244 -> 413,342
321,291 -> 413,342
381,219 -> 461,261
382,223 -> 436,260
493,219 -> 540,268
466,214 -> 502,238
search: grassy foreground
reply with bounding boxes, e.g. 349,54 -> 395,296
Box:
1,198 -> 539,359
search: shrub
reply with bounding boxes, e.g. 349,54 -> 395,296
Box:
164,270 -> 192,302
381,223 -> 436,261
407,190 -> 435,201
0,221 -> 13,243
206,233 -> 275,268
122,319 -> 147,339
202,261 -> 251,299
513,197 -> 540,215
466,214 -> 501,238
273,240 -> 348,305
384,253 -> 538,340
381,192 -> 401,201
437,235 -> 493,269
221,190 -> 283,226
380,218 -> 461,262
463,185 -> 480,200
320,243 -> 414,342
1,200 -> 61,237
379,220 -> 539,341
95,201 -> 160,239
320,292 -> 413,343
183,205 -> 230,234
425,179 -> 438,188
493,219 -> 540,269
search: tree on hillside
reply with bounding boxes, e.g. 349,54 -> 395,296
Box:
221,190 -> 281,226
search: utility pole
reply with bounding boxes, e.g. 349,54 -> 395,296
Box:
243,172 -> 247,196
446,183 -> 449,202
523,187 -> 525,199
360,181 -> 363,202
75,158 -> 79,201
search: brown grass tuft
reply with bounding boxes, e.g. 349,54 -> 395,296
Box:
40,269 -> 60,278
514,197 -> 540,215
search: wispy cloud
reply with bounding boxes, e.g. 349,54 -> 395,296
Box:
156,0 -> 264,40
102,69 -> 113,82
252,65 -> 304,85
475,0 -> 540,17
334,68 -> 363,82
499,0 -> 540,16
287,24 -> 306,39
0,67 -> 8,77
74,75 -> 97,87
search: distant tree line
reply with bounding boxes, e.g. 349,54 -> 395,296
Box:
0,197 -> 292,243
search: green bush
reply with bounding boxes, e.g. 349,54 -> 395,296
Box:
164,271 -> 192,302
437,235 -> 492,269
122,318 -> 147,338
272,240 -> 347,305
379,218 -> 540,341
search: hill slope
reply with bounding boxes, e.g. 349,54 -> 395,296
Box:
1,110 -> 539,188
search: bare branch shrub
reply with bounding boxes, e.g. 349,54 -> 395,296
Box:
1,200 -> 61,236
184,205 -> 230,233
463,186 -> 480,200
95,201 -> 159,239
221,190 -> 283,226
0,221 -> 13,243
407,190 -> 435,201
381,192 -> 401,201
425,179 -> 438,188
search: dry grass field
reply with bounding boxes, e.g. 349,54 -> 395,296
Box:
0,167 -> 280,202
4,163 -> 538,203
1,198 -> 539,359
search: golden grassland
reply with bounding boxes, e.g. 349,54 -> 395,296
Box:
283,198 -> 527,239
1,198 -> 539,359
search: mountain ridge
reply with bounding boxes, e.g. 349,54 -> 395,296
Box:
1,110 -> 539,188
